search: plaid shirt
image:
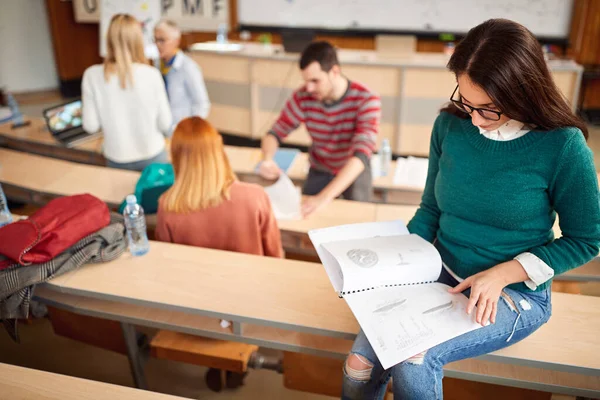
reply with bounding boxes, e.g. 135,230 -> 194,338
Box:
0,214 -> 127,341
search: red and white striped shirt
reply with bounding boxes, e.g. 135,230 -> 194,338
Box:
269,81 -> 381,175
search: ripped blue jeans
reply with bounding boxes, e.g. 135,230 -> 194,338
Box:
342,267 -> 552,400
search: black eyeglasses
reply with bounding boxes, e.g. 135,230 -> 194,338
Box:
450,85 -> 503,121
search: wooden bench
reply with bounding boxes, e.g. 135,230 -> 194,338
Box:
150,331 -> 258,374
149,330 -> 259,392
31,241 -> 600,398
0,362 -> 188,400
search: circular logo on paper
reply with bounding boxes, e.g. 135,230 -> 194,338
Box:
346,249 -> 378,268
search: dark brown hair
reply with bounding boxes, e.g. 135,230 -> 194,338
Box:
299,41 -> 339,72
442,18 -> 588,139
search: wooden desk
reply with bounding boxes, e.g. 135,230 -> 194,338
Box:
0,148 -> 137,208
278,199 -> 378,255
33,242 -> 600,397
0,119 -> 424,205
0,119 -> 105,165
0,147 -> 387,237
0,362 -> 187,400
2,148 -> 597,282
0,148 -> 385,254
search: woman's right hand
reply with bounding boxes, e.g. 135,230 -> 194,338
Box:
258,160 -> 281,180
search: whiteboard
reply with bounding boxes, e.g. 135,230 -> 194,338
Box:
238,0 -> 573,39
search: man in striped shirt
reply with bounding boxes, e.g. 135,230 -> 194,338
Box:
259,41 -> 381,217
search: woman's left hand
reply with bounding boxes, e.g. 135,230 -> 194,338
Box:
448,261 -> 524,326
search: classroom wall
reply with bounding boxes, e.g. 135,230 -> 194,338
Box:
180,0 -> 445,52
43,0 -> 600,107
45,0 -> 102,97
0,0 -> 58,92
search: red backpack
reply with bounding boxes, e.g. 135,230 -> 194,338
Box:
0,194 -> 110,269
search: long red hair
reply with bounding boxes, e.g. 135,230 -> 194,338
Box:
161,117 -> 236,213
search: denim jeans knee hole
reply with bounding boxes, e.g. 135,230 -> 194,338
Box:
500,290 -> 519,313
518,298 -> 532,311
500,291 -> 525,343
404,350 -> 427,365
345,354 -> 373,382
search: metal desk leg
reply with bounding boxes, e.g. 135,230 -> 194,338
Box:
120,322 -> 148,390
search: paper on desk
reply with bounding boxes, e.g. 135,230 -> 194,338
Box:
264,174 -> 301,220
0,107 -> 11,124
393,156 -> 429,188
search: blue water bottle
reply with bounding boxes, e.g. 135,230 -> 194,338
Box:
0,184 -> 13,228
123,195 -> 150,256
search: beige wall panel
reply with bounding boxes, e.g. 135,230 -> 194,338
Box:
189,53 -> 250,84
251,60 -> 304,89
397,124 -> 433,156
208,105 -> 251,137
342,65 -> 400,97
551,70 -> 578,105
403,69 -> 456,98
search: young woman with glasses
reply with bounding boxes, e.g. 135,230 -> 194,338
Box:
342,19 -> 600,399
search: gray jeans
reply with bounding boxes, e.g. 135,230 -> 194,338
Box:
302,165 -> 372,202
106,149 -> 169,172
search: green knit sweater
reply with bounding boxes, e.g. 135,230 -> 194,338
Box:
407,112 -> 600,292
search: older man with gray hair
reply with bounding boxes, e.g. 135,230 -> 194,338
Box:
154,19 -> 211,125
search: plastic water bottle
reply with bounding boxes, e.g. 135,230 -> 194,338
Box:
380,138 -> 392,177
0,184 -> 13,228
6,92 -> 25,126
216,23 -> 228,44
123,195 -> 149,256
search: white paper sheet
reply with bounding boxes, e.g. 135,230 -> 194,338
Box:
393,156 -> 429,188
264,174 -> 301,221
308,220 -> 409,293
344,282 -> 482,369
321,234 -> 441,293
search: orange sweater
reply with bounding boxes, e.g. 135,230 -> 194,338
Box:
155,181 -> 283,258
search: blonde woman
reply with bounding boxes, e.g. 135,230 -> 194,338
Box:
156,116 -> 283,258
82,14 -> 172,171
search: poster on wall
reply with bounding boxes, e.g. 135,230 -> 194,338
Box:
100,0 -> 161,58
73,0 -> 229,34
162,0 -> 228,31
